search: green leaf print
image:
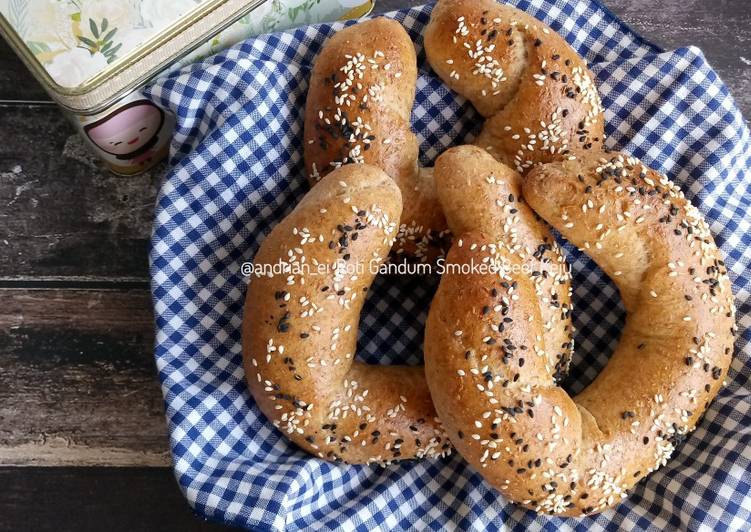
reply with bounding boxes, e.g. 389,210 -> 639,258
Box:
77,18 -> 122,64
26,41 -> 52,56
287,0 -> 322,23
107,43 -> 122,58
102,28 -> 118,44
78,35 -> 97,48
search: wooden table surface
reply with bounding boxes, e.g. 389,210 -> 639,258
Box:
0,1 -> 748,530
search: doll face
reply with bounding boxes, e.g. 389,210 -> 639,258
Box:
85,101 -> 164,156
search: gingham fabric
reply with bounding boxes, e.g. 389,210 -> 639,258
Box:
145,1 -> 751,530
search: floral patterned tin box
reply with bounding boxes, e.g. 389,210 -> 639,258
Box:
0,0 -> 374,174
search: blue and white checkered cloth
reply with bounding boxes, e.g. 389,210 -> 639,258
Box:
145,1 -> 751,530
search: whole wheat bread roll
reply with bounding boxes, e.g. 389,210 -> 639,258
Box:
243,164 -> 450,464
424,0 -> 605,173
425,149 -> 735,515
434,145 -> 574,381
304,18 -> 448,261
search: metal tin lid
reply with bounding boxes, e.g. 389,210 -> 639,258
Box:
0,0 -> 269,114
0,0 -> 374,115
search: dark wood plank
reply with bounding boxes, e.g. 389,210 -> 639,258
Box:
0,467 -> 237,532
0,37 -> 50,102
0,287 -> 167,466
0,104 -> 161,279
605,0 -> 751,118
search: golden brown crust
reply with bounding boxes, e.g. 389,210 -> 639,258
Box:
425,150 -> 735,515
434,145 -> 574,380
304,18 -> 448,261
424,0 -> 605,173
243,164 -> 450,464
